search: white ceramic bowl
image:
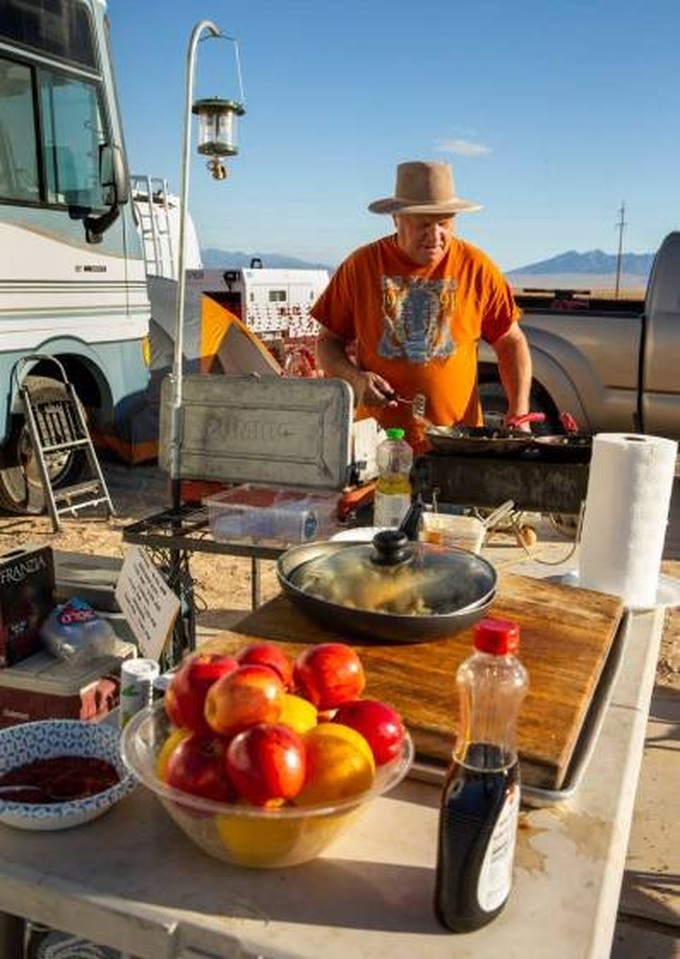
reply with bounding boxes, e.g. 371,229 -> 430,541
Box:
330,526 -> 389,543
0,719 -> 136,831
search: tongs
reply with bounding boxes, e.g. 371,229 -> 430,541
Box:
479,499 -> 516,531
559,411 -> 579,434
389,392 -> 428,421
505,412 -> 546,430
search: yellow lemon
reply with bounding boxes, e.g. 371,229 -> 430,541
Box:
294,722 -> 376,807
217,813 -> 303,866
279,693 -> 318,734
155,727 -> 191,782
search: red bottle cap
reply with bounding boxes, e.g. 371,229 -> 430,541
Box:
473,618 -> 520,655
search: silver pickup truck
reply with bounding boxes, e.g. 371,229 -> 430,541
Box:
480,230 -> 680,439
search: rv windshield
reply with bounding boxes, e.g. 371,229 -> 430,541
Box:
0,0 -> 109,211
0,0 -> 97,67
0,56 -> 107,210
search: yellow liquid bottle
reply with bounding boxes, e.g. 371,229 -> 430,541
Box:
373,428 -> 413,528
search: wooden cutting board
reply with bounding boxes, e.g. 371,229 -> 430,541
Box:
201,572 -> 625,791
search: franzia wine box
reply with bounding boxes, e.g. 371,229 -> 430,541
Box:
0,544 -> 55,667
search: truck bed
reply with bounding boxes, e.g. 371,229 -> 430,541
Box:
514,288 -> 645,316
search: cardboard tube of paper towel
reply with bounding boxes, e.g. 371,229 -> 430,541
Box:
578,433 -> 678,608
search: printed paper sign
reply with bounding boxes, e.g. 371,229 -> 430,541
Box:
115,545 -> 181,660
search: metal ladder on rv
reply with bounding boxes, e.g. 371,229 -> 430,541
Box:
130,174 -> 176,278
14,356 -> 115,532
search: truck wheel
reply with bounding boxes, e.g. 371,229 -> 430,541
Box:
0,376 -> 89,515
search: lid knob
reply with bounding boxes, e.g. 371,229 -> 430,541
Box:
370,529 -> 413,566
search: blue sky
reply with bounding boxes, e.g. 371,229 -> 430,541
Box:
108,0 -> 679,272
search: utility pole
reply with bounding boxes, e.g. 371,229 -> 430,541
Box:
614,201 -> 626,299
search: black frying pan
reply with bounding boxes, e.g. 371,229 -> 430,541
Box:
425,425 -> 536,456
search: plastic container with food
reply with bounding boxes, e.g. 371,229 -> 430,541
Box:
419,512 -> 486,554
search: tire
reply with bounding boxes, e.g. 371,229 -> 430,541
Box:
0,376 -> 89,515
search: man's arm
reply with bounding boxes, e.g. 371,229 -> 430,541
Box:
491,324 -> 533,424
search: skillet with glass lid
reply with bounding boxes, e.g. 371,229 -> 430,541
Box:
276,530 -> 497,643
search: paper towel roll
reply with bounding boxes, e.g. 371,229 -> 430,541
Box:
578,433 -> 678,608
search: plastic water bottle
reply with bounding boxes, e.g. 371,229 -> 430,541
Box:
434,617 -> 529,933
373,427 -> 413,528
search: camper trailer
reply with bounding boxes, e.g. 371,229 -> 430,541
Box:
147,265 -> 330,377
190,265 -> 329,370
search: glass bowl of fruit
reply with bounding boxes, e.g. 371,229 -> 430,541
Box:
120,641 -> 414,868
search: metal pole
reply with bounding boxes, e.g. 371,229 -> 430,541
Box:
614,201 -> 626,299
170,20 -> 222,508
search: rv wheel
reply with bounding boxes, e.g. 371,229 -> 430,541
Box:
0,376 -> 89,515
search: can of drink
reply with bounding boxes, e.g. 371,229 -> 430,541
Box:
119,658 -> 160,729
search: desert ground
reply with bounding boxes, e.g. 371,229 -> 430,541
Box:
0,457 -> 678,689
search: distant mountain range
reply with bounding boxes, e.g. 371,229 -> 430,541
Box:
199,246 -> 654,292
506,249 -> 653,293
201,248 -> 334,272
507,249 -> 653,277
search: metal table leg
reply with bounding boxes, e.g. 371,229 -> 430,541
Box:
250,556 -> 261,609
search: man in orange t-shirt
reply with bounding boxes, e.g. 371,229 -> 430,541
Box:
312,161 -> 532,451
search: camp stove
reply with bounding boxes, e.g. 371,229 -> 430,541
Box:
413,448 -> 590,515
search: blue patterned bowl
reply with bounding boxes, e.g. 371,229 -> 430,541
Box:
0,719 -> 136,831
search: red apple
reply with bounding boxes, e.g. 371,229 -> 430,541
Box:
164,651 -> 239,734
236,641 -> 294,689
225,723 -> 306,806
293,643 -> 366,710
164,731 -> 235,802
332,699 -> 405,765
204,664 -> 285,737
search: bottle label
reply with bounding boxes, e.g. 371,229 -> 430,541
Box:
477,781 -> 520,912
373,491 -> 411,528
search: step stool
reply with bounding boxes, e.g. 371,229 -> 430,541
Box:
15,355 -> 115,532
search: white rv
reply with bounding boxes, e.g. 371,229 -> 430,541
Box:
0,0 -> 151,509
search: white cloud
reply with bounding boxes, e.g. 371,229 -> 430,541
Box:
435,139 -> 492,157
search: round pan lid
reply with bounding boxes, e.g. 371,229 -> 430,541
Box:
284,530 -> 497,618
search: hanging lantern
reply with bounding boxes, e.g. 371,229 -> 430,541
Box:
193,97 -> 245,158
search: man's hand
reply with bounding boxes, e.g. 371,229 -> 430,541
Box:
354,371 -> 398,408
316,332 -> 397,408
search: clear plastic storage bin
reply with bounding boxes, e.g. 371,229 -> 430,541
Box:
206,485 -> 338,546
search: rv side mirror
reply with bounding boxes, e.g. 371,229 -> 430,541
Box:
101,143 -> 129,205
85,143 -> 128,242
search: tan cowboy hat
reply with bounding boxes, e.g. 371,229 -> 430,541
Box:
368,161 -> 482,215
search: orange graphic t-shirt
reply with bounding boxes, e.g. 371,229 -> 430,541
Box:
312,235 -> 521,450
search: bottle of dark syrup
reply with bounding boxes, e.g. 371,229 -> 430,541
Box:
434,617 -> 529,933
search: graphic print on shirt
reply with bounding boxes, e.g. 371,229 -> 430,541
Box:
378,275 -> 457,363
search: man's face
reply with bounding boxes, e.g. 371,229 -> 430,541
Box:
394,214 -> 455,266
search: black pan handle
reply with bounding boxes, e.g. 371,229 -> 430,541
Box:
398,495 -> 425,541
